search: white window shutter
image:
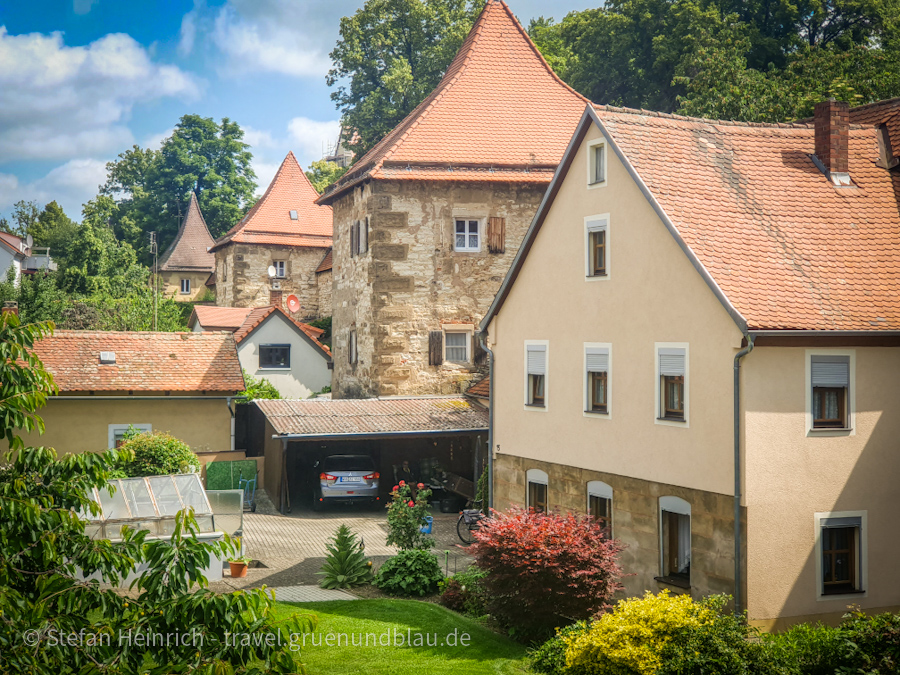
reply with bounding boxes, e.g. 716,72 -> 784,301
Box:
586,348 -> 609,373
527,345 -> 546,375
659,348 -> 685,377
811,356 -> 849,387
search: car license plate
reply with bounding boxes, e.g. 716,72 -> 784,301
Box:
339,476 -> 361,482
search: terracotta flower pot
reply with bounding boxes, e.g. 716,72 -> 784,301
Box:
229,561 -> 249,578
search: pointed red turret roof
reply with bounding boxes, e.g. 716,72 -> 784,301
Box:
319,0 -> 588,205
212,152 -> 333,251
157,192 -> 215,272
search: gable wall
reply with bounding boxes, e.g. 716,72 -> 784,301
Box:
237,313 -> 331,399
214,243 -> 329,320
330,178 -> 546,398
159,271 -> 212,302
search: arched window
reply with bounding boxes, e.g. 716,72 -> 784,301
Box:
659,496 -> 691,585
526,469 -> 548,513
587,480 -> 613,536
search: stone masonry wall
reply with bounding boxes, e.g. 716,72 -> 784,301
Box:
215,244 -> 329,321
159,271 -> 213,302
492,453 -> 742,602
331,179 -> 546,398
315,269 -> 333,318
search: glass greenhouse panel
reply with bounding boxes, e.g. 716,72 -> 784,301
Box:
98,481 -> 131,520
148,476 -> 184,515
175,474 -> 212,514
121,479 -> 157,518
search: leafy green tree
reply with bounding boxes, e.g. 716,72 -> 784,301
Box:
328,0 -> 480,158
305,159 -> 349,193
238,370 -> 281,403
0,308 -> 314,674
0,200 -> 41,238
102,115 -> 257,261
0,311 -> 55,450
31,201 -> 79,268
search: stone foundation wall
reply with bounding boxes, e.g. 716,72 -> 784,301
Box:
214,244 -> 330,320
493,453 -> 741,602
331,179 -> 546,398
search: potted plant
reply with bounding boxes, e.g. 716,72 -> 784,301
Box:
228,555 -> 252,578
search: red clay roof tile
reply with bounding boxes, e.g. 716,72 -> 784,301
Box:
213,152 -> 333,251
33,331 -> 245,392
315,248 -> 333,273
319,0 -> 587,204
191,305 -> 331,358
157,192 -> 216,272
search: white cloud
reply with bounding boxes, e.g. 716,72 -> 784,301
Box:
178,10 -> 197,57
73,0 -> 99,15
142,128 -> 174,150
0,158 -> 108,219
211,4 -> 330,78
287,117 -> 341,163
0,27 -> 199,163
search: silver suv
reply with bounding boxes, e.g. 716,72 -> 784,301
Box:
312,454 -> 380,510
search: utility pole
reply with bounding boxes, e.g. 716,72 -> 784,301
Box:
149,232 -> 158,331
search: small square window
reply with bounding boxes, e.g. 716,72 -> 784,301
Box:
811,355 -> 850,429
585,346 -> 609,414
585,217 -> 609,279
588,141 -> 607,186
180,278 -> 191,294
444,331 -> 469,362
273,261 -> 286,278
454,219 -> 481,252
526,343 -> 547,408
260,344 -> 290,369
657,346 -> 687,423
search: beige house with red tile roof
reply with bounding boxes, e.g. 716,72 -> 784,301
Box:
211,152 -> 333,320
481,99 -> 900,628
189,304 -> 331,399
317,0 -> 587,399
156,192 -> 216,301
14,331 -> 245,455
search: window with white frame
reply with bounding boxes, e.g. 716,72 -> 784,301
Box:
587,139 -> 607,187
584,216 -> 609,278
180,278 -> 191,294
454,219 -> 481,252
657,345 -> 688,423
816,511 -> 866,597
444,331 -> 469,363
526,469 -> 548,513
659,496 -> 691,585
108,424 -> 152,449
587,480 -> 613,536
525,343 -> 547,408
585,344 -> 610,414
273,260 -> 286,278
810,354 -> 852,430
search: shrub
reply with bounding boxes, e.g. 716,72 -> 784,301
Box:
764,621 -> 850,675
469,507 -> 625,642
529,621 -> 591,675
238,370 -> 281,402
385,481 -> 434,550
439,565 -> 488,617
120,429 -> 200,476
564,591 -> 714,675
839,608 -> 900,673
374,549 -> 444,596
318,524 -> 373,589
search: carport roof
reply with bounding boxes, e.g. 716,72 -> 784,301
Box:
256,397 -> 488,438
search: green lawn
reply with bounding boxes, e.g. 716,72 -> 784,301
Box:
273,599 -> 532,675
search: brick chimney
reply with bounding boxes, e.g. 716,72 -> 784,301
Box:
270,289 -> 283,308
2,301 -> 19,317
814,99 -> 850,184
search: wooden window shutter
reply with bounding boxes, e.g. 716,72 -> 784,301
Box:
487,216 -> 506,254
350,221 -> 358,257
429,331 -> 444,366
473,333 -> 488,366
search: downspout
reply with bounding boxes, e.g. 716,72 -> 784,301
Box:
477,330 -> 495,511
733,335 -> 754,616
226,396 -> 236,452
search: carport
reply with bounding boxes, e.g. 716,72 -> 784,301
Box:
249,398 -> 488,514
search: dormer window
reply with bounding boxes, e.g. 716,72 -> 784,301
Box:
289,210 -> 298,220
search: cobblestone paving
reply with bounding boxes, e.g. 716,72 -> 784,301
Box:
209,490 -> 474,594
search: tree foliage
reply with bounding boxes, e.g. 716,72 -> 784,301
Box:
327,0 -> 480,158
385,481 -> 434,550
0,199 -> 40,238
305,160 -> 349,194
238,370 -> 281,403
529,0 -> 900,121
102,114 -> 257,261
118,429 -> 201,477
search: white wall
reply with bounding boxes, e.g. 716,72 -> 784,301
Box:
0,247 -> 20,285
238,312 -> 331,398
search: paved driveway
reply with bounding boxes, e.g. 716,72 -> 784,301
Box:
210,490 -> 473,593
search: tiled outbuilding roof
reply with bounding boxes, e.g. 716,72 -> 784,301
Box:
466,376 -> 490,399
315,248 -> 333,273
0,231 -> 27,257
256,397 -> 488,437
592,105 -> 900,331
318,0 -> 587,205
212,152 -> 333,250
189,305 -> 330,357
32,331 -> 245,392
157,192 -> 216,272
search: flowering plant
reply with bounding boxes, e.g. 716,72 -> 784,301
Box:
385,481 -> 434,550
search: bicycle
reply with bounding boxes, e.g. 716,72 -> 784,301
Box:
456,499 -> 488,545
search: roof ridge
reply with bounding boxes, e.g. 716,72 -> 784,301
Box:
217,153 -> 294,243
157,190 -> 215,272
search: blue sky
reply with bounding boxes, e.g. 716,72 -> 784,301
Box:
0,0 -> 596,223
